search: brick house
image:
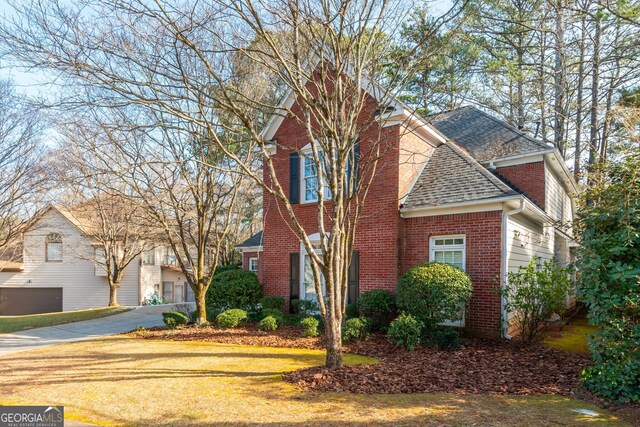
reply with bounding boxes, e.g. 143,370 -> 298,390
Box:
237,101 -> 577,339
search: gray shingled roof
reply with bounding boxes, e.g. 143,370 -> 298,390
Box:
427,106 -> 552,162
236,231 -> 263,248
403,143 -> 519,209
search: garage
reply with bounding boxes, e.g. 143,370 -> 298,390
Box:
0,288 -> 63,315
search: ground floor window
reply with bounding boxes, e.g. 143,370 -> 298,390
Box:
430,236 -> 465,270
162,281 -> 187,303
430,235 -> 466,326
248,257 -> 258,273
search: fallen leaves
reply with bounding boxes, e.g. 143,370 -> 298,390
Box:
129,325 -> 590,397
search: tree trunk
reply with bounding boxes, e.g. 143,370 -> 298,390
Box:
325,314 -> 343,368
194,285 -> 207,324
553,0 -> 566,156
574,12 -> 587,182
108,284 -> 118,307
588,0 -> 602,178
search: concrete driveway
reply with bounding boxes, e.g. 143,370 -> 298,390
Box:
0,303 -> 194,356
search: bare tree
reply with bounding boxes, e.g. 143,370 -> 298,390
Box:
0,0 -> 464,367
50,125 -> 156,307
0,79 -> 47,260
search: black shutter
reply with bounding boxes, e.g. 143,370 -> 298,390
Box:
289,252 -> 300,313
289,152 -> 300,204
347,251 -> 359,305
347,140 -> 361,193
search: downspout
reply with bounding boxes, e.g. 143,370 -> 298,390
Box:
501,199 -> 525,339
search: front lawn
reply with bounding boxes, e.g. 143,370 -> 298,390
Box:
0,337 -> 628,426
0,307 -> 130,334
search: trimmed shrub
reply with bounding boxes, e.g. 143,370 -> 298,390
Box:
428,326 -> 463,350
342,317 -> 370,342
206,306 -> 222,323
260,296 -> 285,311
291,299 -> 319,316
260,308 -> 285,325
300,316 -> 320,337
258,315 -> 278,331
215,309 -> 248,328
345,303 -> 359,320
214,263 -> 241,275
397,262 -> 472,331
162,311 -> 189,329
357,289 -> 396,331
206,269 -> 262,311
388,313 -> 422,351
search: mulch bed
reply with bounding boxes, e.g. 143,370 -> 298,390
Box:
130,324 -> 590,396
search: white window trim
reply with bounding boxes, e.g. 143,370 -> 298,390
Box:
429,234 -> 466,327
248,257 -> 258,272
300,145 -> 331,204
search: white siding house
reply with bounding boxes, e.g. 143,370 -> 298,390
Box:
0,206 -> 197,314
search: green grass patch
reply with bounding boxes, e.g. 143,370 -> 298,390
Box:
0,307 -> 130,334
545,316 -> 599,354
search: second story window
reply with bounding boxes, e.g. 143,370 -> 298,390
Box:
302,151 -> 331,202
46,233 -> 63,262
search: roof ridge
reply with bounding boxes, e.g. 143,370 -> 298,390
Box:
424,105 -> 475,119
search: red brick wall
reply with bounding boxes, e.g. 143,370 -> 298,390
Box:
261,85 -> 403,309
242,251 -> 264,284
401,211 -> 503,338
496,161 -> 545,209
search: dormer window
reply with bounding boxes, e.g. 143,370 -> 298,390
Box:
46,233 -> 63,262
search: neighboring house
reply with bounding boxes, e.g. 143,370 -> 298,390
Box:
238,99 -> 577,338
236,231 -> 263,277
0,205 -> 195,315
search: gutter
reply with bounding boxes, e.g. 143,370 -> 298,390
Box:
400,195 -> 521,217
501,198 -> 525,340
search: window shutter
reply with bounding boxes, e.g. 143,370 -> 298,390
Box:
289,152 -> 300,204
347,139 -> 360,192
347,251 -> 359,305
289,252 -> 300,312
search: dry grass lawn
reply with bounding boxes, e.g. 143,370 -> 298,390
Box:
0,336 -> 629,426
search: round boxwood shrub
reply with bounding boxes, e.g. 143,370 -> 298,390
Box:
215,308 -> 248,328
260,308 -> 285,325
258,315 -> 278,331
300,316 -> 320,337
397,262 -> 472,331
162,311 -> 189,329
387,313 -> 422,351
357,289 -> 396,331
342,317 -> 370,342
206,269 -> 262,311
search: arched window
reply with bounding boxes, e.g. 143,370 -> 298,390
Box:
46,233 -> 63,262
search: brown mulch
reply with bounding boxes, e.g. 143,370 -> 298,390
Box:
285,334 -> 590,396
130,324 -> 590,397
131,323 -> 325,349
